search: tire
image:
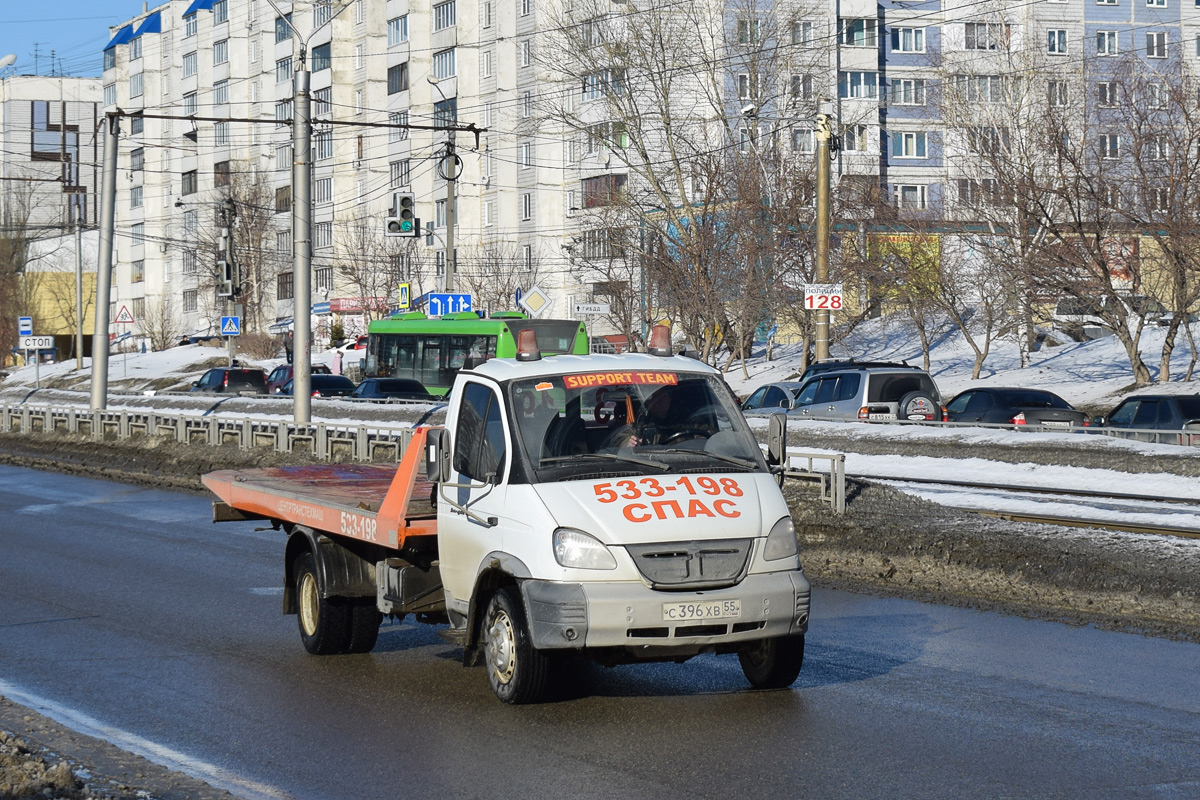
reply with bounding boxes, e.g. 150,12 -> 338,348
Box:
296,553 -> 353,655
482,587 -> 551,704
898,391 -> 939,421
739,635 -> 805,690
346,599 -> 382,654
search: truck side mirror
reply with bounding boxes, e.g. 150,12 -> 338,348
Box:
767,413 -> 788,485
425,428 -> 452,483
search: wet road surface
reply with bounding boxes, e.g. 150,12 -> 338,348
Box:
0,465 -> 1197,799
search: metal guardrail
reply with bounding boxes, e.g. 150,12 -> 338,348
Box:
0,402 -> 416,463
784,451 -> 847,514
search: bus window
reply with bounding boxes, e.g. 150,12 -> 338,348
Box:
419,336 -> 443,387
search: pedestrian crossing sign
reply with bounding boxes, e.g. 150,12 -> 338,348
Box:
221,316 -> 241,336
398,282 -> 410,309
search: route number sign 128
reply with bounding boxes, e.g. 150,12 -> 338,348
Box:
804,283 -> 844,310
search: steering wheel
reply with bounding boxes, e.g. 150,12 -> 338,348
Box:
661,428 -> 709,445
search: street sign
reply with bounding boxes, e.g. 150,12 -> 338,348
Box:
427,292 -> 472,316
311,301 -> 331,315
18,317 -> 33,336
398,282 -> 411,310
518,286 -> 552,318
803,283 -> 844,311
220,316 -> 242,336
114,305 -> 135,324
20,336 -> 53,350
574,302 -> 610,316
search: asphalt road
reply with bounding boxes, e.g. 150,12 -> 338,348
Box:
1,465 -> 1198,800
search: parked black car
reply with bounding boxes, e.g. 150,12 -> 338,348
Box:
944,387 -> 1088,429
350,378 -> 435,401
266,363 -> 331,394
190,367 -> 268,394
280,374 -> 357,397
1096,394 -> 1200,444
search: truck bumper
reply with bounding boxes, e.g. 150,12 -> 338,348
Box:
521,570 -> 810,653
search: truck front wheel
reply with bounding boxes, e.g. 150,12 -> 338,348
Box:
739,635 -> 805,690
483,587 -> 551,704
296,553 -> 353,655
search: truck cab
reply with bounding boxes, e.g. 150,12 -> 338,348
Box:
430,334 -> 810,702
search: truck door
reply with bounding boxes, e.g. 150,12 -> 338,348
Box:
439,380 -> 513,610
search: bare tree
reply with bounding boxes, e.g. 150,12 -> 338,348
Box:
458,242 -> 544,317
140,293 -> 184,352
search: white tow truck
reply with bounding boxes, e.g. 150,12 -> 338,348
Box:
204,326 -> 810,703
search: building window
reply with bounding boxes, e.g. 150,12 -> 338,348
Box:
183,250 -> 198,275
214,0 -> 228,23
792,20 -> 813,46
131,148 -> 144,172
276,185 -> 292,212
436,198 -> 447,227
184,92 -> 198,115
214,121 -> 229,145
315,177 -> 332,203
313,0 -> 332,26
839,71 -> 878,99
1100,134 -> 1121,159
131,186 -> 143,209
482,50 -> 494,78
893,184 -> 927,209
132,223 -> 145,243
314,221 -> 333,249
215,160 -> 230,186
484,200 -> 495,226
1147,0 -> 1166,5
275,145 -> 291,171
434,0 -> 456,30
434,98 -> 457,125
1147,136 -> 1170,160
214,78 -> 229,105
276,57 -> 293,83
315,267 -> 333,292
103,83 -> 116,106
521,40 -> 532,67
213,39 -> 228,65
183,289 -> 198,312
966,126 -> 1009,153
314,131 -> 333,160
522,90 -> 533,116
521,0 -> 531,16
842,124 -> 868,152
582,174 -> 627,207
131,113 -> 144,134
104,49 -> 116,71
277,272 -> 294,300
312,43 -> 330,72
1098,81 -> 1119,107
388,16 -> 408,46
184,210 -> 198,235
182,170 -> 198,195
791,74 -> 814,101
313,87 -> 331,116
276,99 -> 293,123
520,141 -> 532,168
965,22 -> 1008,51
839,19 -> 877,47
1048,29 -> 1068,55
1152,187 -> 1169,212
1097,31 -> 1118,55
275,14 -> 292,43
520,245 -> 533,271
390,159 -> 410,186
891,27 -> 925,53
388,63 -> 409,94
1147,83 -> 1168,108
389,111 -> 409,141
250,38 -> 260,64
1048,80 -> 1068,107
890,131 -> 927,158
737,19 -> 760,45
891,78 -> 925,105
484,1 -> 493,27
185,14 -> 198,38
792,129 -> 815,154
1147,32 -> 1167,58
520,193 -> 533,220
130,72 -> 143,98
183,51 -> 198,77
354,44 -> 365,70
276,231 -> 291,254
433,48 -> 456,79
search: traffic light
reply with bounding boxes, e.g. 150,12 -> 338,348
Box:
217,260 -> 233,297
386,192 -> 419,237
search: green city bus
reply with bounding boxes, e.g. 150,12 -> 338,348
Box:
364,311 -> 589,396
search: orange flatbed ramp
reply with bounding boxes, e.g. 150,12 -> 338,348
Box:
203,429 -> 438,549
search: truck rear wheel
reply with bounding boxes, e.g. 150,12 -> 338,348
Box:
296,553 -> 353,655
739,635 -> 805,690
483,587 -> 550,704
346,600 -> 382,654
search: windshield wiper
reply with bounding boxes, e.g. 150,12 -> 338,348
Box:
539,452 -> 669,471
653,449 -> 757,470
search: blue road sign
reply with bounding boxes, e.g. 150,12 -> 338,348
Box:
427,292 -> 472,316
220,316 -> 241,336
18,317 -> 32,336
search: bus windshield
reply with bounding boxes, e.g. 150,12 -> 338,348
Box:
508,371 -> 766,483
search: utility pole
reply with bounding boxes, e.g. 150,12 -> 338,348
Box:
75,218 -> 83,370
220,197 -> 238,366
443,141 -> 456,292
90,112 -> 118,411
292,52 -> 313,421
814,101 -> 833,362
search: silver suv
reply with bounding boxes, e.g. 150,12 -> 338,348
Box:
790,363 -> 944,422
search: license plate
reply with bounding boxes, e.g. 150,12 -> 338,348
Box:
663,599 -> 741,622
1042,420 -> 1071,429
869,413 -> 896,421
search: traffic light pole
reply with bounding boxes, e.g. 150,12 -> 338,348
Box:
814,108 -> 832,362
221,198 -> 238,366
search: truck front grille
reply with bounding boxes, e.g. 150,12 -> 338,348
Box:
624,539 -> 752,589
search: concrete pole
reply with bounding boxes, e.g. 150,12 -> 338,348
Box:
74,218 -> 83,370
444,142 -> 456,293
292,61 -> 312,421
89,113 -> 118,411
814,108 -> 832,362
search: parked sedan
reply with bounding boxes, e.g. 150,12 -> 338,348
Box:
944,387 -> 1088,429
1096,394 -> 1200,444
266,363 -> 331,394
280,374 -> 357,397
189,367 -> 268,394
741,382 -> 804,414
350,378 -> 434,402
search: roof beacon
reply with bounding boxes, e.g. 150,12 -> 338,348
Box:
516,328 -> 541,362
647,323 -> 672,357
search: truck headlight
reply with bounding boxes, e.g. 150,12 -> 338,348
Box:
763,516 -> 799,562
553,528 -> 617,570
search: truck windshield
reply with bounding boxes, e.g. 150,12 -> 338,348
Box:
508,371 -> 766,482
